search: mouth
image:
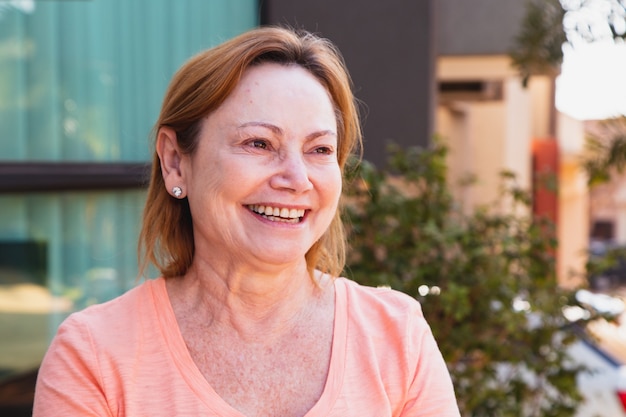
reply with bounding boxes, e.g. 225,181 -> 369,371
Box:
247,204 -> 306,224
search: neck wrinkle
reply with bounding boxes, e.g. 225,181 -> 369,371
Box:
169,257 -> 324,343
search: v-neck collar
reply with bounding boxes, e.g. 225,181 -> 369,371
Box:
149,276 -> 348,416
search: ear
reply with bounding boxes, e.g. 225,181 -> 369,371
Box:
156,126 -> 187,197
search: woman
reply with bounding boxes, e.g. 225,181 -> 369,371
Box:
34,26 -> 460,416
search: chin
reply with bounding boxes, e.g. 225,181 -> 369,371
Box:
251,247 -> 309,268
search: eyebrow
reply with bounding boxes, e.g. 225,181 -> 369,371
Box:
238,121 -> 337,141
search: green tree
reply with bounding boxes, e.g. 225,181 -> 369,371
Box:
510,0 -> 626,85
510,0 -> 566,86
343,142 -> 587,416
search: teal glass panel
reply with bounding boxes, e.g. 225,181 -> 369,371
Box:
0,0 -> 259,162
0,190 -> 146,377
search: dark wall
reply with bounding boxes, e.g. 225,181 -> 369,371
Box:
261,0 -> 435,166
436,0 -> 525,55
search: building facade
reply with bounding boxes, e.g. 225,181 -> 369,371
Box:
435,0 -> 589,287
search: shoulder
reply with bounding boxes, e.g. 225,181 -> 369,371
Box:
333,278 -> 458,412
35,278 -> 170,416
335,277 -> 423,319
334,277 -> 431,345
58,278 -> 163,343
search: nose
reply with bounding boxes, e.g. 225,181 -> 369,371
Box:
270,152 -> 313,193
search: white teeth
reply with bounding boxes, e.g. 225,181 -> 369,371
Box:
248,205 -> 305,221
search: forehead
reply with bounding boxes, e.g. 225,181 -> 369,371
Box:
238,63 -> 329,99
211,63 -> 337,126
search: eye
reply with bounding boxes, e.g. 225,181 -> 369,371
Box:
248,139 -> 269,150
313,146 -> 334,155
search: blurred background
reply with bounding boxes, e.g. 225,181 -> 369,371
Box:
0,0 -> 625,415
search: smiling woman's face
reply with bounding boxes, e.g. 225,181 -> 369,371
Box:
179,63 -> 341,270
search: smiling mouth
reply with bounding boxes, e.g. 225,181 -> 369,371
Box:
247,205 -> 306,223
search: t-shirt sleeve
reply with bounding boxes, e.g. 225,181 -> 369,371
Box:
400,302 -> 461,416
33,314 -> 113,417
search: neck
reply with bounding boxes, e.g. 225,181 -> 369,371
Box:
167,257 -> 327,342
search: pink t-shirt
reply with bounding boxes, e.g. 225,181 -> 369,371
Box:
34,277 -> 460,416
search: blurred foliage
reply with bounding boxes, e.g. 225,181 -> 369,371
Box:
587,244 -> 626,278
510,0 -> 626,86
343,141 -> 589,416
581,116 -> 626,186
510,0 -> 566,86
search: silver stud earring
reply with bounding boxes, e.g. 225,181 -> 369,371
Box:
172,186 -> 183,198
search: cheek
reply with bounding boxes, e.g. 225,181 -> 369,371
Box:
319,167 -> 343,206
186,162 -> 228,215
189,152 -> 245,193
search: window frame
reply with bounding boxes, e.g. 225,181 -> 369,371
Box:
0,162 -> 151,193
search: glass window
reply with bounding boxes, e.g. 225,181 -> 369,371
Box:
0,0 -> 259,161
0,190 -> 145,377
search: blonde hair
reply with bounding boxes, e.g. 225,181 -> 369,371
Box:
138,26 -> 362,279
